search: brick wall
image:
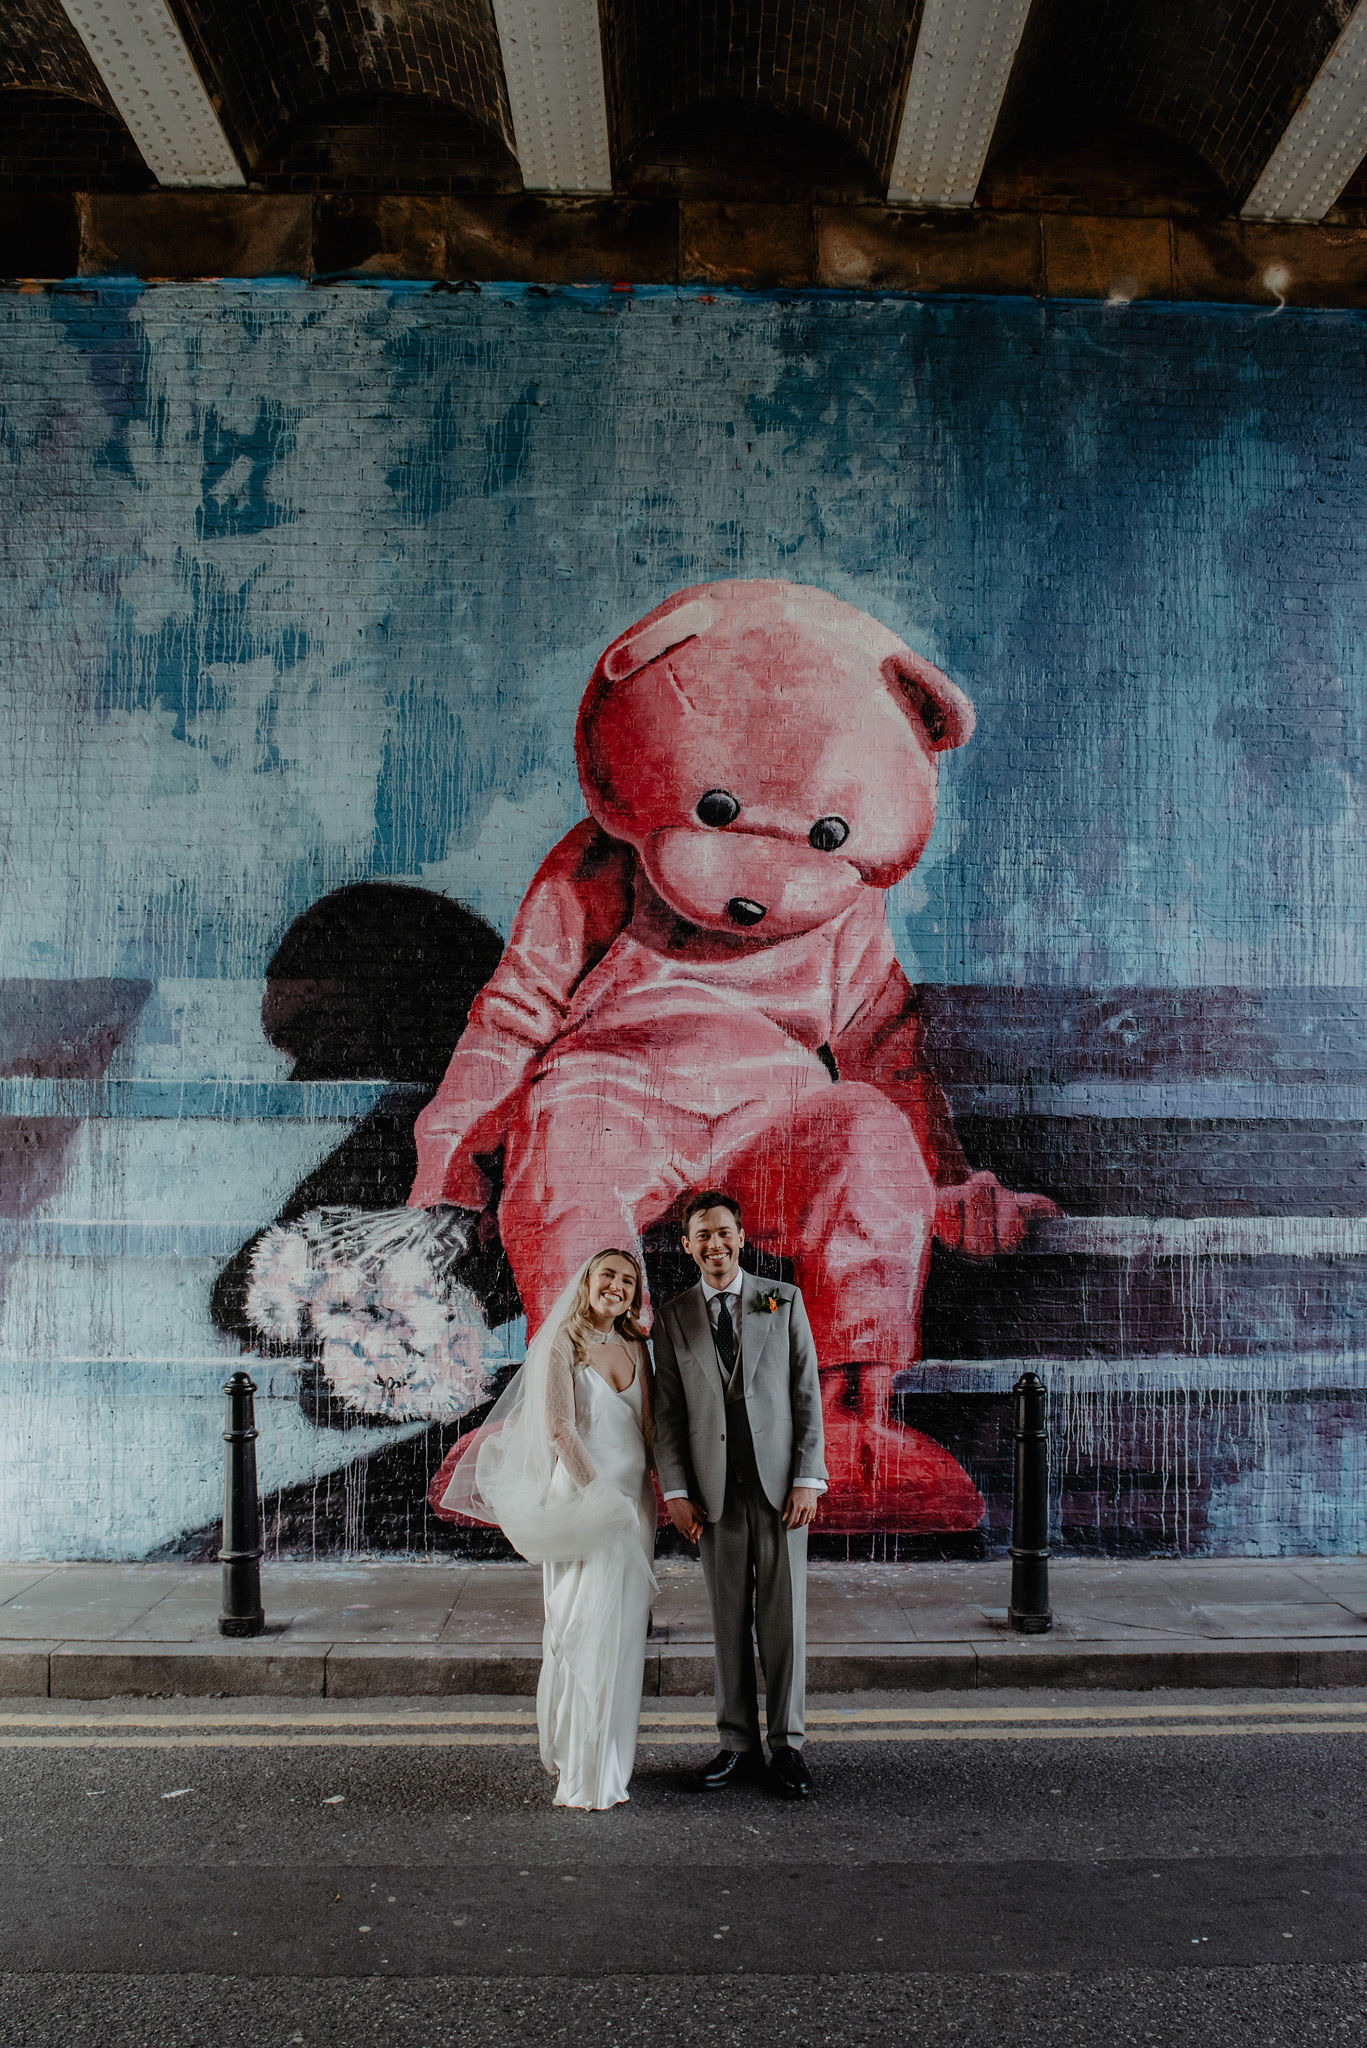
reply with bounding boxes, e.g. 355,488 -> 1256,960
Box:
996,0 -> 1353,207
170,0 -> 515,179
0,0 -> 150,195
2,283 -> 1366,1560
598,0 -> 922,186
1,0 -> 114,100
0,95 -> 152,195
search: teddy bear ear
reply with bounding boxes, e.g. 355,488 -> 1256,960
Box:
884,651 -> 976,752
600,597 -> 718,685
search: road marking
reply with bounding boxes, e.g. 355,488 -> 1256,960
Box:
3,1698 -> 1367,1732
4,1719 -> 1367,1750
0,1710 -> 545,1729
804,1698 -> 1367,1724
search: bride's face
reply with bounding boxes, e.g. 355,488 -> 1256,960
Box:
588,1256 -> 638,1325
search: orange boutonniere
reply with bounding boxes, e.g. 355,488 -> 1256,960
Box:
757,1290 -> 788,1314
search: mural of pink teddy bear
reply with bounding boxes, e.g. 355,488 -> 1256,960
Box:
412,579 -> 1057,1530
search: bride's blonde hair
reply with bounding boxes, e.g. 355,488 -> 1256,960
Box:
561,1248 -> 647,1372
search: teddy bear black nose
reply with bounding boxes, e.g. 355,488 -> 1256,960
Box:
726,897 -> 767,927
809,815 -> 850,852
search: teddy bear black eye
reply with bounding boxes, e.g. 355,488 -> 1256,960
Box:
809,816 -> 849,852
696,789 -> 740,828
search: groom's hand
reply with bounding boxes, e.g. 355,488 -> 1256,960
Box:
667,1498 -> 704,1543
783,1487 -> 820,1530
935,1171 -> 1061,1258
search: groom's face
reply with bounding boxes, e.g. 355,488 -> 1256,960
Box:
683,1206 -> 744,1289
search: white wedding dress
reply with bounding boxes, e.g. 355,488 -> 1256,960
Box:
539,1336 -> 656,1809
438,1273 -> 657,1814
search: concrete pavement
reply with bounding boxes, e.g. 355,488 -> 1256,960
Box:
3,1554 -> 1367,1696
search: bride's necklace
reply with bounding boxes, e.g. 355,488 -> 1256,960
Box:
589,1324 -> 616,1345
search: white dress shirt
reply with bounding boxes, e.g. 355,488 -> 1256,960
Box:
661,1274 -> 827,1498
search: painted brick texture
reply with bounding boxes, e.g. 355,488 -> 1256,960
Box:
2,283 -> 1366,1562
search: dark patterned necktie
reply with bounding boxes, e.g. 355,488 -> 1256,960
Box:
714,1294 -> 737,1374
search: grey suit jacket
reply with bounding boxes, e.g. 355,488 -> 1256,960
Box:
651,1271 -> 827,1521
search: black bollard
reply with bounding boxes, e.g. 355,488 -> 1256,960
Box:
219,1370 -> 265,1638
1008,1371 -> 1052,1634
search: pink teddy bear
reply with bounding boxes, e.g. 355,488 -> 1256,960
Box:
413,579 -> 1056,1530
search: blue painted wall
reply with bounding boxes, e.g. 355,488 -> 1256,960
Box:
3,283 -> 1366,1558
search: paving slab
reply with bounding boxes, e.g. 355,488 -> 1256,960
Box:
103,1564 -> 473,1645
0,1565 -> 193,1640
806,1577 -> 917,1643
1286,1559 -> 1367,1611
438,1567 -> 547,1644
1,1556 -> 1365,1698
111,1583 -> 224,1642
891,1588 -> 1000,1643
649,1563 -> 712,1642
1185,1600 -> 1367,1639
1042,1560 -> 1313,1604
260,1564 -> 469,1643
0,1567 -> 59,1606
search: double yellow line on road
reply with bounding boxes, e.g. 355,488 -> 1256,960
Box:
2,1698 -> 1367,1749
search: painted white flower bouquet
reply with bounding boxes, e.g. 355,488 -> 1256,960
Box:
243,1205 -> 498,1425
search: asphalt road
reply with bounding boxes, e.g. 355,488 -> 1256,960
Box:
2,1690 -> 1366,2046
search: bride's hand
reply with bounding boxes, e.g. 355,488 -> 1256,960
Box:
667,1498 -> 704,1543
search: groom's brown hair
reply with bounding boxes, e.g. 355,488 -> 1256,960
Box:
682,1189 -> 743,1231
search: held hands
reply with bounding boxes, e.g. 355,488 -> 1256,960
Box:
668,1491 -> 819,1536
667,1497 -> 705,1543
934,1169 -> 1061,1258
783,1486 -> 821,1530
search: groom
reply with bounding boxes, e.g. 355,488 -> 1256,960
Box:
652,1190 -> 826,1799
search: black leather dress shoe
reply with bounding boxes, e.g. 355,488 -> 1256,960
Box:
768,1745 -> 813,1798
694,1748 -> 763,1791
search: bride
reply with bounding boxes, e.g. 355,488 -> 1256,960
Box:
441,1248 -> 657,1810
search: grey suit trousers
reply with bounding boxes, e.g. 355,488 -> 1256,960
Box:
699,1410 -> 808,1753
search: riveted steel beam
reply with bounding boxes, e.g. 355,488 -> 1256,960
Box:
58,0 -> 243,189
492,0 -> 612,195
1243,2 -> 1367,222
887,0 -> 1033,209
